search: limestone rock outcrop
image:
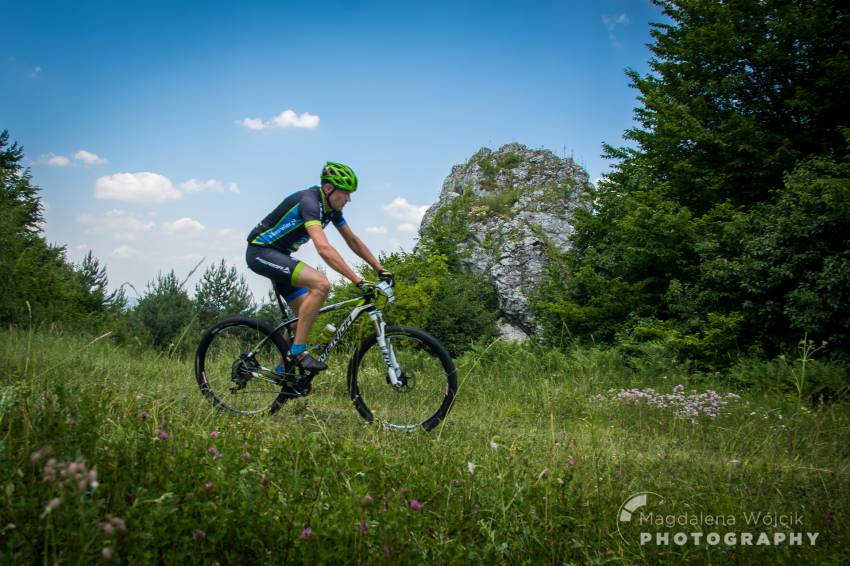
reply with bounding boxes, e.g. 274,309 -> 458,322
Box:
419,143 -> 590,337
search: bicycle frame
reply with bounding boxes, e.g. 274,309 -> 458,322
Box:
258,281 -> 403,386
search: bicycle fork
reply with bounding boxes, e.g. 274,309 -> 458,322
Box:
369,311 -> 403,387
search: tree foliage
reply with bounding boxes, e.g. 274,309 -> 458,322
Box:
131,271 -> 195,349
0,130 -> 121,326
534,1 -> 850,369
194,259 -> 253,328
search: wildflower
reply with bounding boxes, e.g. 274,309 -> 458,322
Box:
209,431 -> 219,439
363,494 -> 373,504
193,529 -> 206,539
106,515 -> 127,533
489,439 -> 498,450
261,477 -> 270,488
101,547 -> 113,562
241,451 -> 250,462
467,462 -> 475,475
138,411 -> 150,421
30,447 -> 49,462
383,545 -> 392,557
133,394 -> 142,401
409,499 -> 422,511
566,456 -> 575,466
207,447 -> 221,460
156,430 -> 169,441
204,481 -> 214,493
358,521 -> 368,534
45,497 -> 62,513
300,527 -> 312,540
101,523 -> 115,536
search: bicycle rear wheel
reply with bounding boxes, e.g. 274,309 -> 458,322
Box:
195,316 -> 289,415
348,326 -> 457,431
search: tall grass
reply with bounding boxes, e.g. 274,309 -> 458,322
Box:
1,329 -> 848,564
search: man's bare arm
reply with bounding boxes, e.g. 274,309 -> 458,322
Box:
305,224 -> 363,283
337,224 -> 383,273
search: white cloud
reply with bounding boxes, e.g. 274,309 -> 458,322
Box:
180,178 -> 224,193
239,108 -> 320,130
78,209 -> 156,241
382,197 -> 429,225
602,13 -> 630,45
228,182 -> 240,194
272,109 -> 320,129
602,13 -> 629,31
162,217 -> 205,234
397,223 -> 417,233
74,150 -> 107,165
96,172 -> 181,204
30,67 -> 41,78
239,117 -> 267,130
111,245 -> 137,259
40,153 -> 70,167
366,226 -> 388,234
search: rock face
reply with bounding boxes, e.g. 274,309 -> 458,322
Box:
419,143 -> 590,337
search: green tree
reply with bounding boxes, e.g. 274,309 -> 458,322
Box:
536,1 -> 850,367
132,270 -> 195,348
0,130 -> 99,325
194,259 -> 253,327
625,0 -> 850,213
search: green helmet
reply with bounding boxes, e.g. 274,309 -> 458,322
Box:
321,161 -> 358,192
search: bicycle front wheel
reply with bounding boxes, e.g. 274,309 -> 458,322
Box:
348,326 -> 457,431
195,316 -> 289,415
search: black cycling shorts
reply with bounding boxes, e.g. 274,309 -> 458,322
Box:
245,245 -> 309,303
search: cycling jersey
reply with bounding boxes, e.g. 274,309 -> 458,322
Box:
247,186 -> 347,254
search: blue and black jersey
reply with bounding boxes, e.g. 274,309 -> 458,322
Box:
247,186 -> 347,254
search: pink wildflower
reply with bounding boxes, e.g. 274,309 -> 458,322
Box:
241,451 -> 250,462
358,521 -> 368,534
138,411 -> 150,421
363,494 -> 373,503
300,527 -> 312,540
45,497 -> 62,513
156,430 -> 169,440
30,448 -> 49,462
209,431 -> 219,440
193,529 -> 206,539
567,456 -> 575,466
204,481 -> 214,493
409,499 -> 422,511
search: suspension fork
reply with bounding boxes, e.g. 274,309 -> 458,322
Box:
369,311 -> 402,386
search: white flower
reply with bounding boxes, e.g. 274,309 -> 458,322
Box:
467,461 -> 475,475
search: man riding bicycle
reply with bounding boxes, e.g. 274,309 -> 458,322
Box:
246,162 -> 393,373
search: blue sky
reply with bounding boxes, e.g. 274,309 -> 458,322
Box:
2,0 -> 662,301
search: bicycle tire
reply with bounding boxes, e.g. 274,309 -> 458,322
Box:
347,326 -> 457,431
195,316 -> 289,415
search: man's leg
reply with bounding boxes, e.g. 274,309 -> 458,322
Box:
289,265 -> 330,346
283,265 -> 330,372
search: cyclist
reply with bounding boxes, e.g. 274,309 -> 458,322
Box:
246,162 -> 393,372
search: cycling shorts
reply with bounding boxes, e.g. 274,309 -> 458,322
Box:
245,245 -> 309,303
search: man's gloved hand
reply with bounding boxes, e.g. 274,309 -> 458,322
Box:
356,279 -> 377,296
377,268 -> 395,286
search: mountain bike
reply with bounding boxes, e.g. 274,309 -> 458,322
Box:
194,280 -> 457,431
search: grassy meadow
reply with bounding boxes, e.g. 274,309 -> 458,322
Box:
1,326 -> 849,564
